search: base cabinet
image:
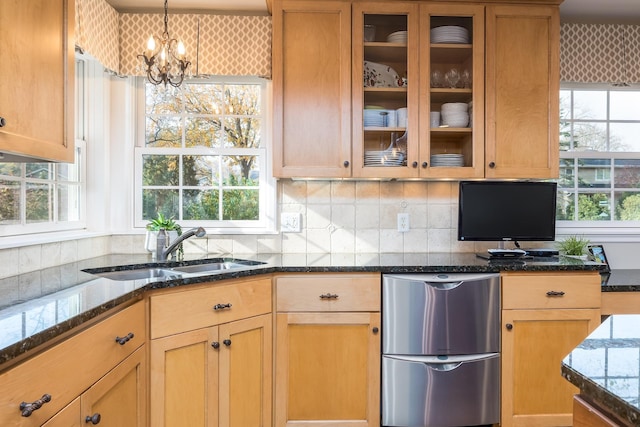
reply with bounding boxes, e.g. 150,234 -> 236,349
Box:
274,273 -> 381,427
148,277 -> 272,427
501,272 -> 602,427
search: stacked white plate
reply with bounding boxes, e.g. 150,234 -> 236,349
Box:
430,25 -> 469,44
364,150 -> 406,167
364,109 -> 397,127
387,30 -> 408,44
431,154 -> 464,167
441,102 -> 470,127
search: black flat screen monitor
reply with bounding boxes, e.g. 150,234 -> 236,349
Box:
457,181 -> 557,244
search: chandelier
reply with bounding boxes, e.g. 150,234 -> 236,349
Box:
138,0 -> 191,87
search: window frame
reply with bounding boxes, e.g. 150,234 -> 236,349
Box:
557,83 -> 640,241
133,76 -> 277,234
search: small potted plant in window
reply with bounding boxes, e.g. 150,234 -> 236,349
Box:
145,213 -> 182,258
557,235 -> 590,260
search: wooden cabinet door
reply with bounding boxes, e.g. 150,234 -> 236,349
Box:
0,0 -> 74,162
219,314 -> 272,427
41,398 -> 82,427
150,328 -> 219,427
272,0 -> 352,178
485,5 -> 560,179
275,312 -> 381,427
501,308 -> 601,427
80,346 -> 146,427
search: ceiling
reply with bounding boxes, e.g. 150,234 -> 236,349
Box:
104,0 -> 640,23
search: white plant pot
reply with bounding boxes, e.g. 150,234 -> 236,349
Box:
145,230 -> 179,258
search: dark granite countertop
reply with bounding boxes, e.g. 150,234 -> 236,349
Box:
562,315 -> 640,426
0,252 -> 612,370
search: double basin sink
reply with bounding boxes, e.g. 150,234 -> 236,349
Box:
85,258 -> 266,281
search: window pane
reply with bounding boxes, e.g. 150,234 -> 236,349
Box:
559,158 -> 575,187
223,117 -> 261,148
145,117 -> 182,147
0,163 -> 21,177
0,180 -> 20,224
142,189 -> 179,220
222,189 -> 259,220
225,84 -> 261,115
222,155 -> 259,186
577,193 -> 610,220
614,159 -> 640,188
573,91 -> 607,120
615,192 -> 640,220
610,123 -> 640,151
610,92 -> 640,120
557,190 -> 575,220
58,184 -> 80,221
146,84 -> 182,114
183,155 -> 219,186
577,159 -> 610,188
26,183 -> 51,223
143,155 -> 179,186
184,84 -> 222,114
573,122 -> 607,151
57,161 -> 80,182
183,189 -> 219,220
26,163 -> 51,180
185,117 -> 220,148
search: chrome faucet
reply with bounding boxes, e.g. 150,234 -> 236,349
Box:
156,227 -> 206,261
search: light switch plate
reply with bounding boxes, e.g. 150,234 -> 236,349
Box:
281,212 -> 302,232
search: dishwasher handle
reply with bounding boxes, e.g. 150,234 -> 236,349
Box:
423,281 -> 463,290
424,362 -> 463,371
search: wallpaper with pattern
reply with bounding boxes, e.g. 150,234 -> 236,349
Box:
561,23 -> 640,84
75,0 -> 120,72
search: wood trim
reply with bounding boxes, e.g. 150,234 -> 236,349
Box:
601,292 -> 640,315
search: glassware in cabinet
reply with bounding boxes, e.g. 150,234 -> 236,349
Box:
353,4 -> 419,178
421,5 -> 484,178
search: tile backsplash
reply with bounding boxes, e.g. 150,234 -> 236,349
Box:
0,180 -> 505,279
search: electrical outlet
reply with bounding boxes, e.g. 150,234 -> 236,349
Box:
281,212 -> 302,232
397,213 -> 410,232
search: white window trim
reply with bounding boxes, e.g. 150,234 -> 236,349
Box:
133,77 -> 277,234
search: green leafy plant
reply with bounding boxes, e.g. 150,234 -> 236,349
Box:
146,213 -> 184,259
557,235 -> 590,256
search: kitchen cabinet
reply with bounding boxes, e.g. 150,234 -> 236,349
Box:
149,277 -> 272,427
0,301 -> 146,426
572,395 -> 631,427
501,272 -> 602,427
601,291 -> 640,315
485,4 -> 560,178
0,0 -> 75,162
272,0 -> 352,178
274,273 -> 381,427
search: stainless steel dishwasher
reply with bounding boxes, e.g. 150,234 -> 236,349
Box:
382,273 -> 500,427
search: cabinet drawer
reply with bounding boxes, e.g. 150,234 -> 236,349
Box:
276,273 -> 380,312
0,301 -> 145,426
150,277 -> 272,339
502,272 -> 601,310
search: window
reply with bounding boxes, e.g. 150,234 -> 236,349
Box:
135,78 -> 274,232
0,60 -> 86,236
558,87 -> 640,228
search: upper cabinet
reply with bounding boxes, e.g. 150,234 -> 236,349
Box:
272,0 -> 352,178
272,0 -> 561,180
485,5 -> 560,179
0,0 -> 75,163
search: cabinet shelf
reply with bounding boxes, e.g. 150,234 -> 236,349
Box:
430,88 -> 472,104
431,127 -> 472,136
364,42 -> 407,63
430,44 -> 473,63
364,126 -> 406,132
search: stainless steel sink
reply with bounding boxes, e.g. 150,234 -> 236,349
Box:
170,261 -> 249,274
95,268 -> 182,281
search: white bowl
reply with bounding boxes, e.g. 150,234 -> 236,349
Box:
441,102 -> 468,112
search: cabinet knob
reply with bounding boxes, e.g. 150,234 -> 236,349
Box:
211,341 -> 220,349
20,394 -> 51,417
0,117 -> 5,127
412,161 -> 418,168
343,160 -> 349,167
85,413 -> 101,424
372,327 -> 379,334
223,339 -> 232,347
489,161 -> 496,168
213,303 -> 232,311
115,332 -> 134,345
506,323 -> 513,330
421,162 -> 428,168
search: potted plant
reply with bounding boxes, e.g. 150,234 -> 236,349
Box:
557,235 -> 590,260
145,213 -> 183,258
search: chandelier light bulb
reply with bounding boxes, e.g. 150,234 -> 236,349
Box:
146,36 -> 156,55
177,41 -> 186,59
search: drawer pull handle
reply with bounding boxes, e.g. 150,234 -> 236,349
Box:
20,394 -> 51,417
0,117 -> 6,127
213,303 -> 232,311
319,293 -> 339,300
115,332 -> 134,345
546,291 -> 565,297
85,413 -> 101,424
223,339 -> 232,347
